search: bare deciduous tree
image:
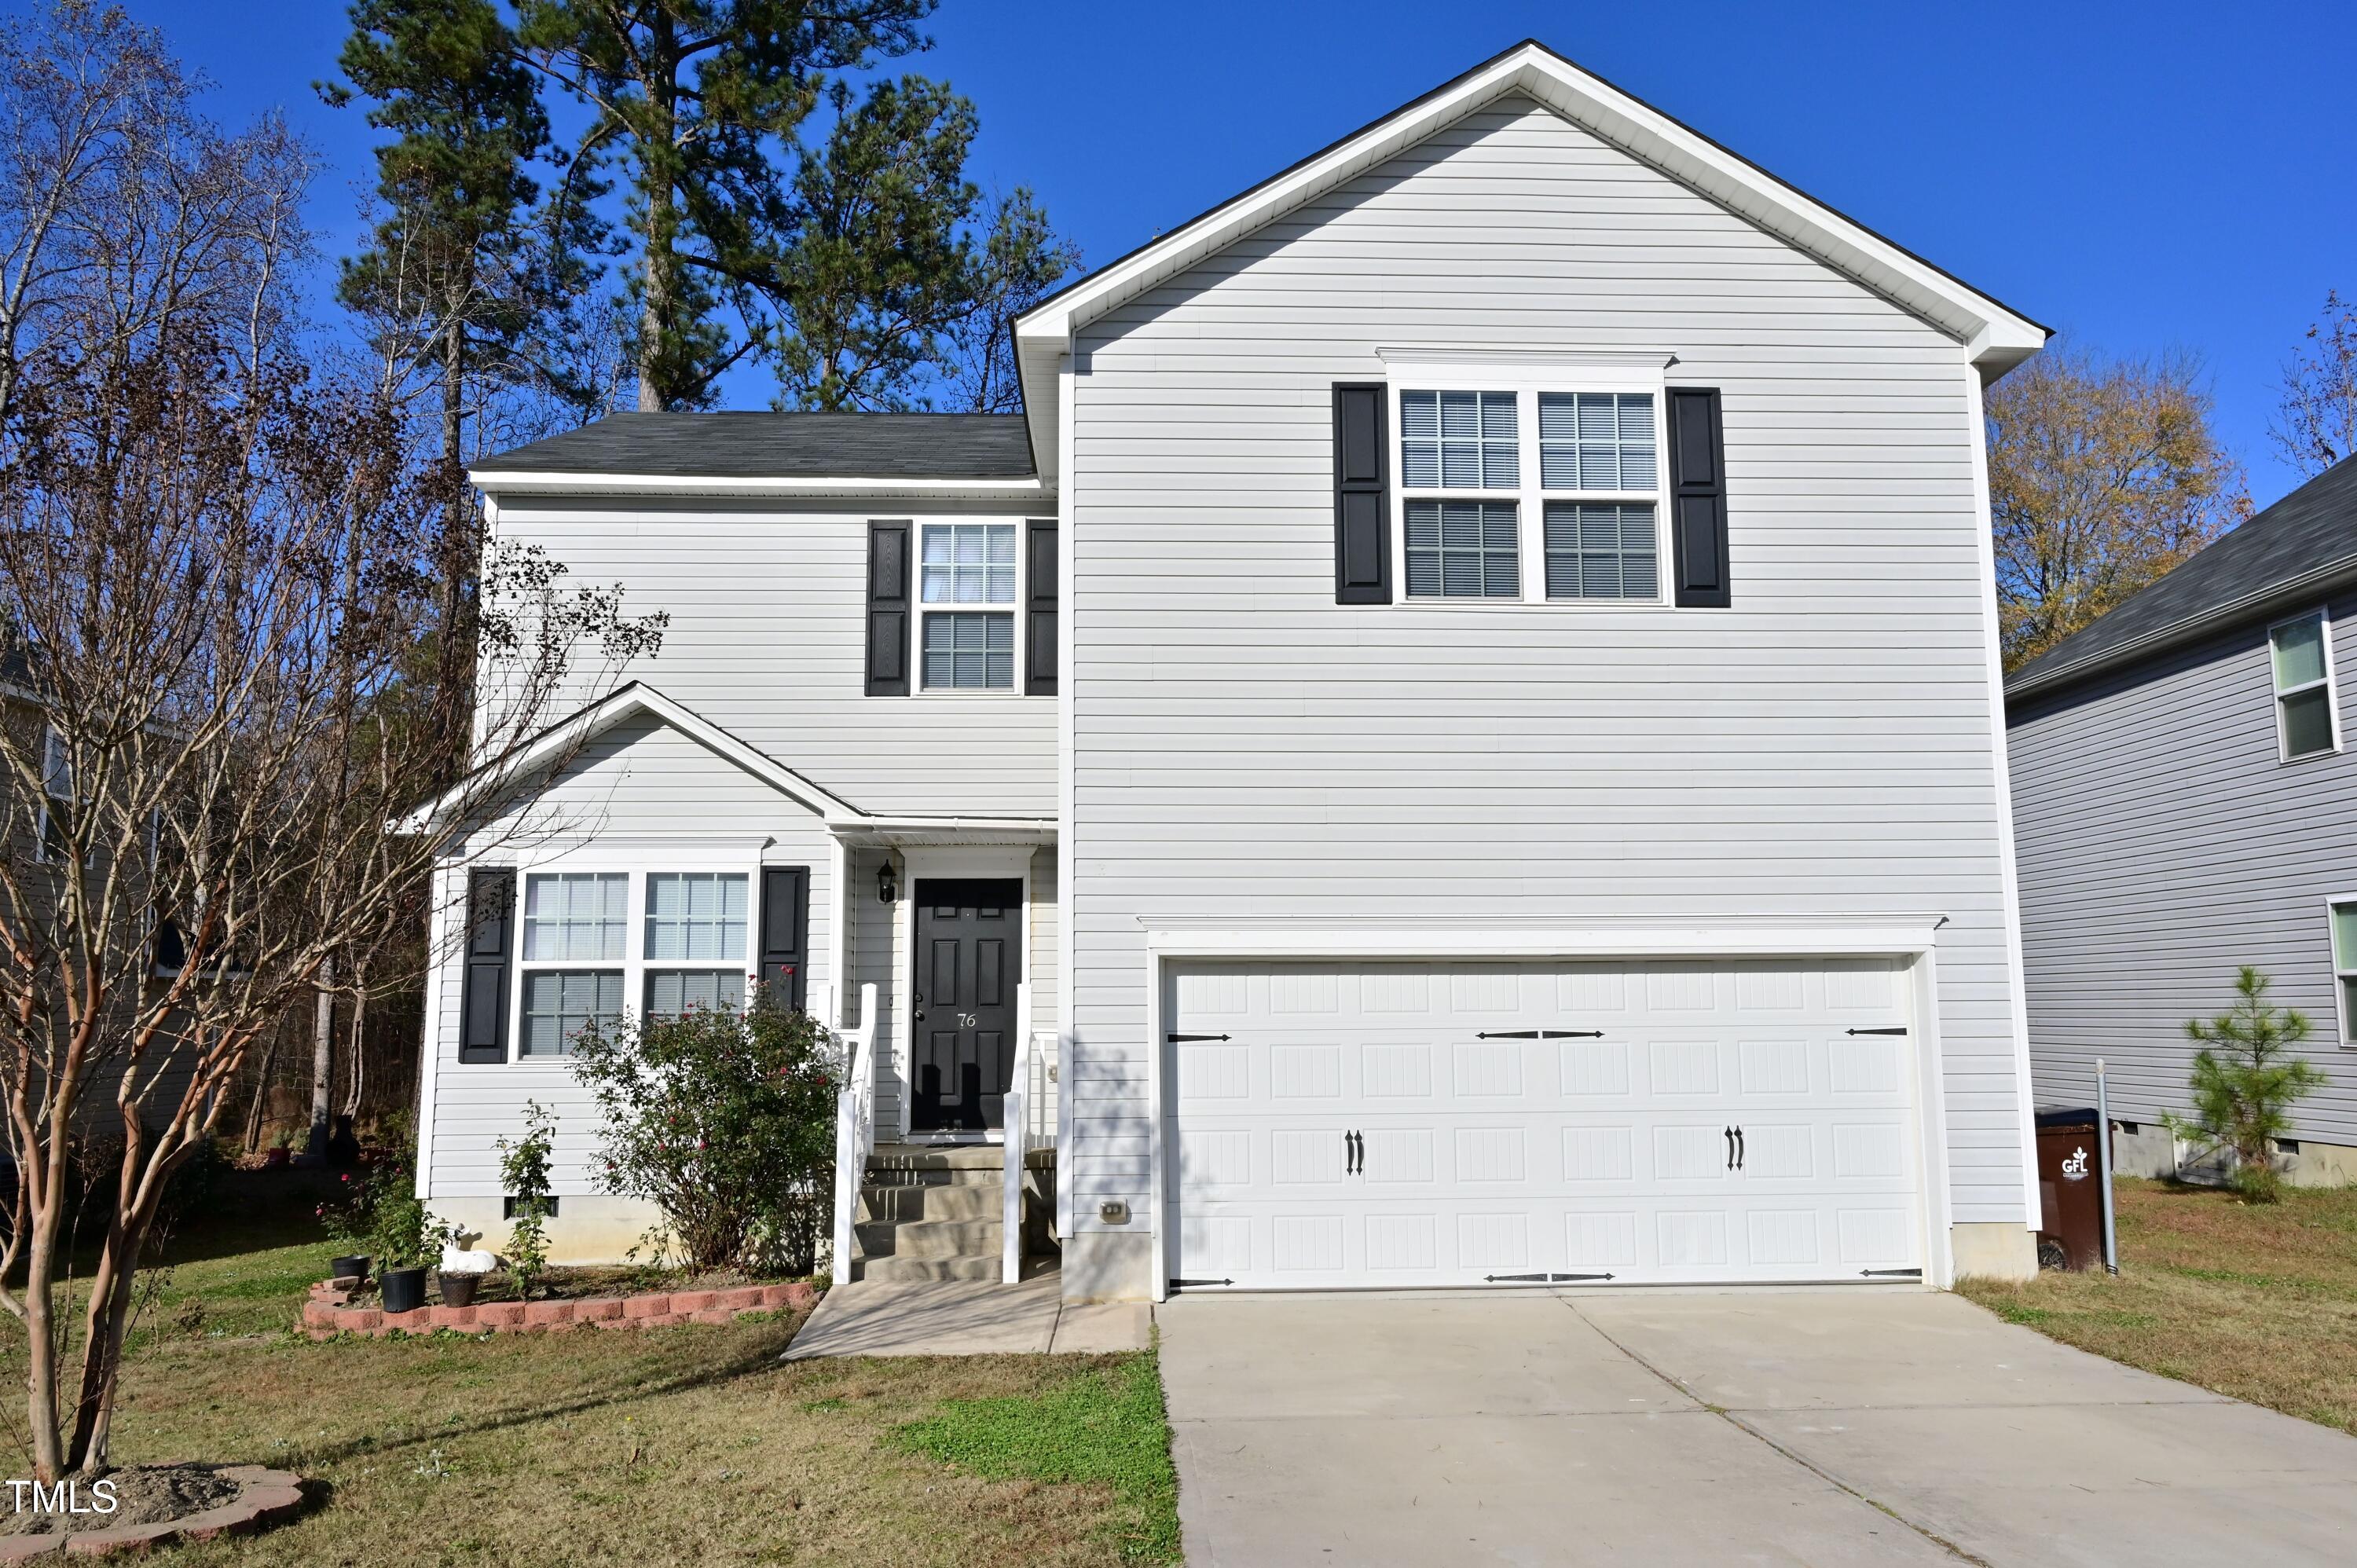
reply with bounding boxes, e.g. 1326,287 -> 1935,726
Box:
2271,288 -> 2357,481
1988,343 -> 2249,669
0,2 -> 663,1480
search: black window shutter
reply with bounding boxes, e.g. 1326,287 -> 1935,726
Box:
866,522 -> 911,695
1666,387 -> 1730,608
458,868 -> 515,1064
1025,519 -> 1058,696
1333,383 -> 1391,604
758,866 -> 809,1011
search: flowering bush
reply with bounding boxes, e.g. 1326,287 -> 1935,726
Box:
570,985 -> 838,1272
498,1102 -> 556,1299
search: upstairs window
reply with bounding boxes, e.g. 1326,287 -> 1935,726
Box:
920,523 -> 1016,689
2271,610 -> 2339,761
1395,376 -> 1666,605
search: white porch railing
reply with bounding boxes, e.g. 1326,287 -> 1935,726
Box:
1005,983 -> 1032,1284
830,982 -> 880,1283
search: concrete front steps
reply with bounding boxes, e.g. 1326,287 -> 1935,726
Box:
853,1143 -> 1056,1283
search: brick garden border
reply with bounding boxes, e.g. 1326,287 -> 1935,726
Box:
0,1465 -> 306,1560
302,1278 -> 818,1339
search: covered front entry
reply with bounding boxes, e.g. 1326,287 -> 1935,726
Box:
1164,957 -> 1926,1289
908,878 -> 1024,1132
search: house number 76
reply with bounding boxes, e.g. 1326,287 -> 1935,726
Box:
958,1013 -> 978,1028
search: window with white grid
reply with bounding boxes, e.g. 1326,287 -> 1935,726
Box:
643,872 -> 747,961
1391,371 -> 1667,606
919,522 -> 1017,689
522,873 -> 627,960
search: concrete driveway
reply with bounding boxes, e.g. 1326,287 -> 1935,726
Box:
1159,1288 -> 2357,1566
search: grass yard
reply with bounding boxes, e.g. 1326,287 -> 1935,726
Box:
5,1176 -> 1180,1566
1960,1177 -> 2357,1435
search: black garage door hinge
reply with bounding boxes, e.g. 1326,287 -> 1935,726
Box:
1860,1268 -> 1923,1278
1484,1272 -> 1616,1283
1475,1029 -> 1605,1040
1169,1277 -> 1233,1288
1166,1033 -> 1230,1042
1846,1027 -> 1908,1036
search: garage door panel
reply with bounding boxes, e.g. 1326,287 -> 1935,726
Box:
1166,957 -> 1923,1289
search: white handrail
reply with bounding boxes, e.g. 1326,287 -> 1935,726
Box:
831,982 -> 879,1283
1005,981 -> 1031,1284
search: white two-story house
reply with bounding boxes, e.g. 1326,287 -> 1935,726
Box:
406,40 -> 2050,1302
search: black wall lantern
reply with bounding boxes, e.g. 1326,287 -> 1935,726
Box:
875,859 -> 899,904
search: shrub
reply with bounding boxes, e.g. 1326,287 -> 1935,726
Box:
317,1116 -> 435,1267
571,985 -> 838,1272
2166,966 -> 2328,1201
497,1102 -> 557,1300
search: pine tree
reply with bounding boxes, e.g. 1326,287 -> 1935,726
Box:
2167,967 -> 2328,1201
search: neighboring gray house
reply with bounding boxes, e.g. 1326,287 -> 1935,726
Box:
2007,456 -> 2357,1186
408,40 -> 2051,1300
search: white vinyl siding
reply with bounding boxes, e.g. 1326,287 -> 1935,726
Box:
2270,610 -> 2338,760
1067,95 -> 2028,1247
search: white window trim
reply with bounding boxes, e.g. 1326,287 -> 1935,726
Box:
1384,361 -> 1672,610
2268,606 -> 2341,763
504,846 -> 768,1068
35,724 -> 70,864
2328,892 -> 2357,1050
913,517 -> 1033,698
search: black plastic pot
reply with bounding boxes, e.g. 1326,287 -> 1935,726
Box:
438,1271 -> 481,1309
380,1266 -> 428,1314
330,1255 -> 369,1283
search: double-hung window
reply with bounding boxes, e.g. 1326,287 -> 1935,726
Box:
643,871 -> 748,1020
1395,368 -> 1666,606
2270,610 -> 2339,761
920,522 -> 1016,691
519,872 -> 626,1056
35,724 -> 70,863
2333,900 -> 2357,1047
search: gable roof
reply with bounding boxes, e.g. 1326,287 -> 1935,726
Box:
394,682 -> 861,834
2007,456 -> 2357,703
469,412 -> 1039,496
1011,38 -> 2051,480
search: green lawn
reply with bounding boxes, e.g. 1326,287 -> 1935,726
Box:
1961,1178 -> 2357,1435
6,1173 -> 1181,1566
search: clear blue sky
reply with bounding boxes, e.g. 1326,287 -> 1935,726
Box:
84,0 -> 2357,507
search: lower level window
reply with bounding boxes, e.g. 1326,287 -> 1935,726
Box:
1545,502 -> 1658,600
2334,902 -> 2357,1045
923,612 -> 1014,690
1406,501 -> 1519,599
647,969 -> 746,1020
521,969 -> 621,1056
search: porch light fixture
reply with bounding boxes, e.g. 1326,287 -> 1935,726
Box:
875,860 -> 899,904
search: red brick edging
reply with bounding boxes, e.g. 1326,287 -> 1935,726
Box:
0,1465 -> 306,1560
302,1278 -> 817,1339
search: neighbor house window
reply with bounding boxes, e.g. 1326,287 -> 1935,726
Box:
518,872 -> 626,1055
920,522 -> 1016,689
2271,611 -> 2339,760
35,724 -> 70,863
2334,901 -> 2357,1046
643,871 -> 748,1020
1396,376 -> 1666,605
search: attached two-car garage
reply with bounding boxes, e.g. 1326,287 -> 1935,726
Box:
1162,957 -> 1928,1290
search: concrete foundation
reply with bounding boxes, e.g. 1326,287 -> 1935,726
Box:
427,1193 -> 665,1266
1948,1221 -> 2037,1282
2106,1121 -> 2357,1189
1061,1230 -> 1153,1302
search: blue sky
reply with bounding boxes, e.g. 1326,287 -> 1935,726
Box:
86,0 -> 2357,507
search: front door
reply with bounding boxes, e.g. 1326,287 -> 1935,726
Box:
909,878 -> 1023,1134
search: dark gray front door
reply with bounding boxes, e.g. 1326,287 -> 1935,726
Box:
910,878 -> 1022,1133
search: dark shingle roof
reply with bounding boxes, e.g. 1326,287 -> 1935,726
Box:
474,412 -> 1036,481
2007,456 -> 2357,700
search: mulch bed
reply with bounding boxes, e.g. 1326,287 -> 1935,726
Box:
0,1464 -> 305,1559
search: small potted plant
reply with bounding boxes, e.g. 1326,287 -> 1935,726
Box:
433,1219 -> 492,1308
373,1185 -> 433,1315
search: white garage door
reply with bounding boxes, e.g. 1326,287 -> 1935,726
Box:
1164,958 -> 1924,1289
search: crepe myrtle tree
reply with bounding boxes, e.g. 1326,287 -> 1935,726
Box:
0,12 -> 665,1481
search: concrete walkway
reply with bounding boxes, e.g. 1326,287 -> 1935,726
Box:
1160,1288 -> 2357,1566
781,1271 -> 1151,1359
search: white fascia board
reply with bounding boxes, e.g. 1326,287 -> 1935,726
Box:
467,471 -> 1050,502
1014,43 -> 2047,432
394,682 -> 862,834
1142,916 -> 1948,961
